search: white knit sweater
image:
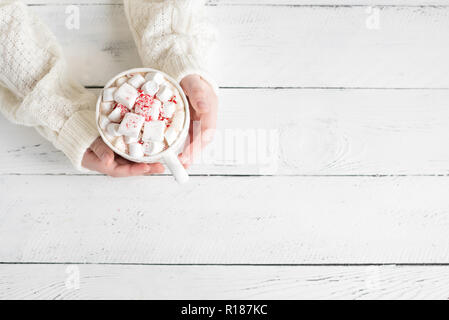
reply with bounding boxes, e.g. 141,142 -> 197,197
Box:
0,1 -> 216,170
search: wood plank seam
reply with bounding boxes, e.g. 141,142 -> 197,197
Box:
87,86 -> 449,90
26,3 -> 449,8
4,262 -> 449,266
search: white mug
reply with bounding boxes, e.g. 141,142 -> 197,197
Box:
96,68 -> 190,184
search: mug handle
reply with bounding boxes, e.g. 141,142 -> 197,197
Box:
163,150 -> 189,184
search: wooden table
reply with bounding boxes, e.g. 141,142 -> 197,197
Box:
1,0 -> 449,299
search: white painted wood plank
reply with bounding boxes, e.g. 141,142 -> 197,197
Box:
26,5 -> 449,88
1,175 -> 449,264
2,89 -> 449,176
1,264 -> 449,300
25,1 -> 449,6
209,0 -> 449,4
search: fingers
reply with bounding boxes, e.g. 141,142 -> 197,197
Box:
110,157 -> 166,178
179,118 -> 217,169
181,75 -> 216,114
143,163 -> 166,176
115,156 -> 134,166
180,100 -> 218,168
89,137 -> 114,166
180,135 -> 202,168
107,157 -> 165,178
103,161 -> 164,178
82,150 -> 107,173
82,144 -> 165,178
180,124 -> 217,168
179,76 -> 219,168
107,162 -> 151,178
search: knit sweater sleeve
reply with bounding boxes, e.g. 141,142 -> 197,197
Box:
0,2 -> 99,170
123,0 -> 218,91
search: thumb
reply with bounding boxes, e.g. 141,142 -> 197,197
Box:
90,137 -> 114,165
182,77 -> 210,114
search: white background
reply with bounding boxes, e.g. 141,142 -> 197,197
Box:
1,0 -> 449,299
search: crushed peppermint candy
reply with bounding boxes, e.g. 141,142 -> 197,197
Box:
98,71 -> 186,160
168,96 -> 177,104
134,93 -> 155,121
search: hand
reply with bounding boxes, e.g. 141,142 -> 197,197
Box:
180,74 -> 218,168
82,137 -> 165,177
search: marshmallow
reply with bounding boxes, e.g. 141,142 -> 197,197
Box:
142,121 -> 166,142
171,111 -> 185,131
108,104 -> 127,123
144,141 -> 165,156
134,93 -> 154,121
145,72 -> 165,85
99,115 -> 110,130
125,135 -> 140,144
150,99 -> 162,121
129,143 -> 145,159
108,108 -> 122,123
165,126 -> 179,146
100,102 -> 114,115
106,123 -> 121,137
128,74 -> 146,89
156,85 -> 174,102
116,76 -> 128,87
162,102 -> 176,119
118,113 -> 145,138
114,83 -> 139,110
114,136 -> 127,154
103,87 -> 117,102
142,81 -> 159,96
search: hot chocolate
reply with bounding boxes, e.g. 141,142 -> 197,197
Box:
98,71 -> 187,160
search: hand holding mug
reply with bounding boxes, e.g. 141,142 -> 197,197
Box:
82,137 -> 165,178
83,72 -> 218,180
179,75 -> 219,168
